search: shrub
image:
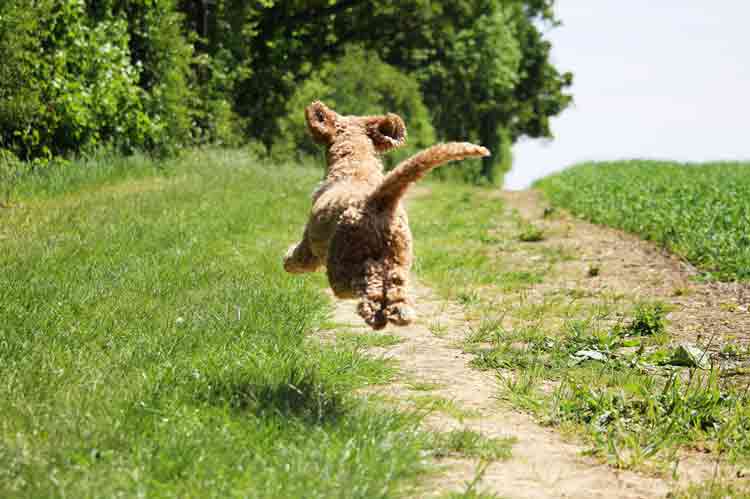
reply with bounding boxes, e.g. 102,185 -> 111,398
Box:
0,0 -> 203,161
0,0 -> 157,160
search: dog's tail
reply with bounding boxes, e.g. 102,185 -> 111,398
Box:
368,142 -> 490,210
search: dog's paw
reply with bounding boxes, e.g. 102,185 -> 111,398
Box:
357,300 -> 388,330
283,243 -> 320,273
282,245 -> 299,273
386,303 -> 416,326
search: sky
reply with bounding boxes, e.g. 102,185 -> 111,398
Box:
505,1 -> 750,189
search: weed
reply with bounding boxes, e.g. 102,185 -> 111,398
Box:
518,223 -> 545,242
464,318 -> 505,346
458,290 -> 483,306
429,319 -> 450,337
429,429 -> 515,461
335,330 -> 404,349
407,380 -> 445,391
673,480 -> 750,498
410,395 -> 480,421
439,461 -> 503,499
587,265 -> 600,277
625,301 -> 668,337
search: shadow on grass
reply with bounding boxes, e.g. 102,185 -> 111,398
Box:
197,366 -> 347,424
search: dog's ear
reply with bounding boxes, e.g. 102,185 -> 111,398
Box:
365,113 -> 407,153
305,101 -> 337,145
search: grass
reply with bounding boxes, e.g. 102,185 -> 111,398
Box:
407,178 -> 750,475
409,183 -> 546,299
0,148 -> 437,498
536,160 -> 750,281
335,330 -> 404,349
674,481 -> 750,498
429,429 -> 515,461
409,395 -> 480,422
470,296 -> 750,469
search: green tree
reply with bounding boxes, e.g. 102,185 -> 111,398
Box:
187,0 -> 572,184
0,0 -> 156,160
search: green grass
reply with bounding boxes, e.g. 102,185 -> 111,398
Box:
335,330 -> 404,349
0,149 -> 434,498
429,429 -> 515,461
409,184 -> 545,298
674,481 -> 750,498
536,160 -> 750,281
409,395 -> 480,422
468,298 -> 750,469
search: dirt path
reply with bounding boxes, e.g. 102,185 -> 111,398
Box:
326,189 -> 746,498
333,286 -> 686,498
502,190 -> 750,358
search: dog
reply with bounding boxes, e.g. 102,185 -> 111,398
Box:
284,101 -> 489,329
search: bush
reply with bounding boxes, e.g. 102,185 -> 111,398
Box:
0,0 -> 206,161
102,0 -> 197,153
0,0 -> 157,160
189,49 -> 244,147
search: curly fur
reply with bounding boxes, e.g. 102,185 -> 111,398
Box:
284,101 -> 490,329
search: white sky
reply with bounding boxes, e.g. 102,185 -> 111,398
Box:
505,1 -> 750,189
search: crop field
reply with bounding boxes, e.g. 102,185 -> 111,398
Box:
535,160 -> 750,281
0,150 -> 447,498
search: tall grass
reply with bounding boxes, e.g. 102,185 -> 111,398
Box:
0,149 -> 428,498
536,160 -> 750,281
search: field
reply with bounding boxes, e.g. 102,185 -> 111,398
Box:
1,150 -> 446,498
535,160 -> 750,281
4,150 -> 750,497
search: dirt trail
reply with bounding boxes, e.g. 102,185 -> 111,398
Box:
334,286 -> 683,498
327,189 -> 744,498
502,190 -> 750,355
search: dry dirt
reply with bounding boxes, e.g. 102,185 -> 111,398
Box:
324,189 -> 747,498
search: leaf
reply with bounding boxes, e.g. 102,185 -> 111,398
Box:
668,343 -> 709,369
572,349 -> 607,364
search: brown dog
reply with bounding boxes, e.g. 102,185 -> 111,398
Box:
284,101 -> 489,329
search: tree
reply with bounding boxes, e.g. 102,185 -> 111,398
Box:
186,0 -> 572,184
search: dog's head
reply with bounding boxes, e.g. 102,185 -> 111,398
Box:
305,101 -> 407,153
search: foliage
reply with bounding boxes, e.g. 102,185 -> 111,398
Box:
537,160 -> 750,281
274,46 -> 435,167
0,149 -> 435,497
195,0 -> 572,184
0,0 -> 157,160
625,302 -> 667,337
428,429 -> 515,461
101,0 -> 197,152
1,0 -> 572,185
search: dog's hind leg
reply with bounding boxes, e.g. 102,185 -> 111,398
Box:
353,259 -> 416,329
352,259 -> 388,330
283,228 -> 322,273
383,266 -> 416,326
